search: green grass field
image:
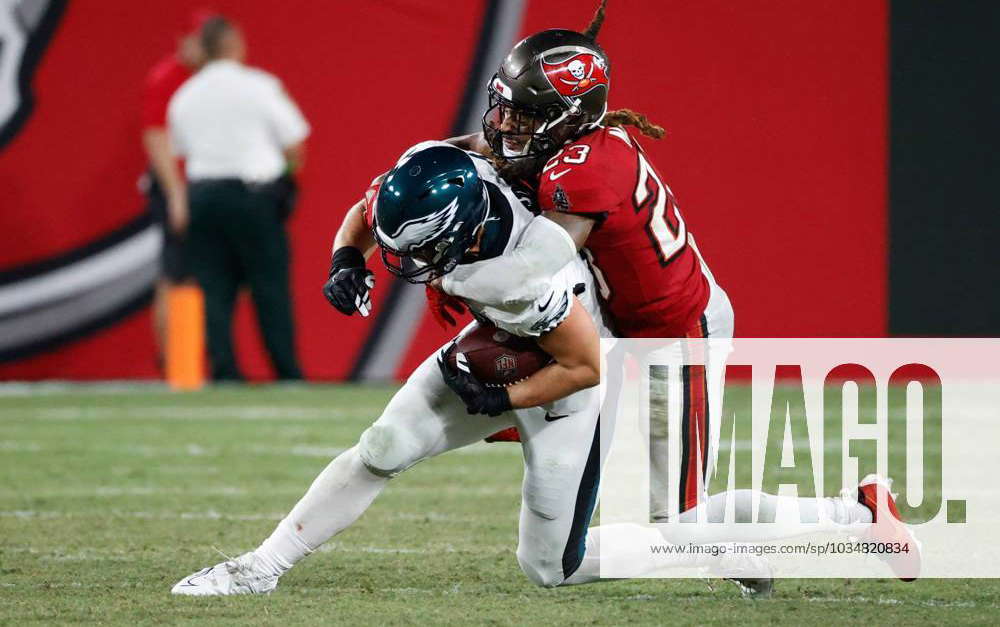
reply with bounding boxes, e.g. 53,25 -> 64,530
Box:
1,384 -> 996,625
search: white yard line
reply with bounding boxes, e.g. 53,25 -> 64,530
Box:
249,445 -> 347,458
0,440 -> 41,452
0,439 -> 523,458
802,596 -> 983,608
316,542 -> 510,555
385,511 -> 478,522
0,382 -> 380,396
0,406 -> 356,421
0,382 -> 169,396
625,593 -> 990,608
0,509 -> 285,521
0,509 -> 480,525
0,482 -> 522,498
0,486 -> 252,497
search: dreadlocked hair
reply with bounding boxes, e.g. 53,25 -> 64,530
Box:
583,0 -> 608,40
582,3 -> 665,140
603,108 -> 666,139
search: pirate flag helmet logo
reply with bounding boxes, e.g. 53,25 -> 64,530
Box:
541,52 -> 609,102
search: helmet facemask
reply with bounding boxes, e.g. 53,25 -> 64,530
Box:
482,27 -> 612,173
482,79 -> 583,164
375,228 -> 471,284
372,185 -> 490,285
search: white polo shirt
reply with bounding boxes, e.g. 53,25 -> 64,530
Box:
168,59 -> 309,183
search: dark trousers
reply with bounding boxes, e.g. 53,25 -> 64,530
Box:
187,180 -> 303,381
144,171 -> 191,281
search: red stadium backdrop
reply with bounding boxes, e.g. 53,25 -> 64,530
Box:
0,0 -> 887,381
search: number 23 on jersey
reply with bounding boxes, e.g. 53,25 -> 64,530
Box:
542,145 -> 591,181
634,150 -> 687,265
544,141 -> 688,265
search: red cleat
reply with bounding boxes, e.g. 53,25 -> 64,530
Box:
485,427 -> 521,443
857,474 -> 921,581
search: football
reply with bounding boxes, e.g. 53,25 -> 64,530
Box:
449,323 -> 552,387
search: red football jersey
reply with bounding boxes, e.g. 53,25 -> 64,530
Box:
536,126 -> 710,338
141,55 -> 193,129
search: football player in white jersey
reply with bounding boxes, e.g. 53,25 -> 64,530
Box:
171,143 -> 774,596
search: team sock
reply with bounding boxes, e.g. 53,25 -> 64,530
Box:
563,523 -> 731,585
254,446 -> 388,576
661,489 -> 872,545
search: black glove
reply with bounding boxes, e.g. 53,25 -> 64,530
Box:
323,246 -> 375,316
437,343 -> 512,417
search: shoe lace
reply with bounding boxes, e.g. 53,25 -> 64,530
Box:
212,545 -> 239,568
212,546 -> 261,586
217,547 -> 279,595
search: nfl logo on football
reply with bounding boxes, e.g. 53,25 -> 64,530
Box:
494,353 -> 517,379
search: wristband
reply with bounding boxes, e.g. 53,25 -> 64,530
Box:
331,246 -> 365,275
487,387 -> 513,416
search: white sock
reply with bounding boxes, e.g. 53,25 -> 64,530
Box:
254,447 -> 387,576
254,518 -> 313,576
663,490 -> 873,545
562,523 -> 715,585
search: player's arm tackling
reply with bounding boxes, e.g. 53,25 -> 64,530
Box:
332,198 -> 377,257
323,194 -> 379,317
441,214 -> 584,304
444,132 -> 491,154
542,211 -> 595,249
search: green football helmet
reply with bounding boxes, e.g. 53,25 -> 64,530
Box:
371,145 -> 489,284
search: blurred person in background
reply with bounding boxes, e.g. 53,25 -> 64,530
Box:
140,12 -> 208,370
168,16 -> 308,381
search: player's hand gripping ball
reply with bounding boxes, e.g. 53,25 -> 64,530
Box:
438,324 -> 550,416
448,324 -> 552,387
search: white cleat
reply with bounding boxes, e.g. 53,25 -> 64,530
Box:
171,551 -> 278,596
711,546 -> 774,599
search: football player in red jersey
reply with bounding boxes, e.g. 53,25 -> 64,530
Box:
442,2 -> 727,521
435,2 -> 918,582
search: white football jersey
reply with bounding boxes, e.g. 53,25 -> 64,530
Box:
397,141 -> 610,339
